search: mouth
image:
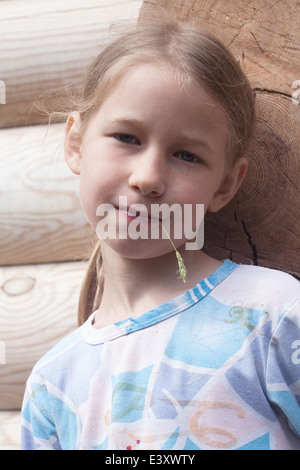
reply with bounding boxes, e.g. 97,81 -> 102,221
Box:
116,203 -> 161,224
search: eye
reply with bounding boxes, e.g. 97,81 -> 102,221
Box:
116,134 -> 140,145
174,150 -> 199,163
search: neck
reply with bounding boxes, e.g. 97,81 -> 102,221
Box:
93,244 -> 221,329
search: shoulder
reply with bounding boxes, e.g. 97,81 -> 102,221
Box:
233,263 -> 299,290
30,326 -> 83,377
215,263 -> 300,314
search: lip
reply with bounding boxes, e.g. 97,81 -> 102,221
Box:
116,204 -> 161,223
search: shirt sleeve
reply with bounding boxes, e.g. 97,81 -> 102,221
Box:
21,380 -> 61,450
266,299 -> 300,438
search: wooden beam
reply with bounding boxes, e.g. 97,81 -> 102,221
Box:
204,92 -> 300,277
0,260 -> 87,409
0,123 -> 94,265
0,0 -> 142,127
0,411 -> 20,450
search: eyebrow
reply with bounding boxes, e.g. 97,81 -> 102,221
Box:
108,116 -> 214,152
108,117 -> 144,128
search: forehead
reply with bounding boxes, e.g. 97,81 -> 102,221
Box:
97,63 -> 227,128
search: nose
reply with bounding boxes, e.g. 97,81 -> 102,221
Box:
128,149 -> 166,197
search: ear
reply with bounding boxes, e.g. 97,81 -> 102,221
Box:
208,157 -> 248,213
64,113 -> 83,175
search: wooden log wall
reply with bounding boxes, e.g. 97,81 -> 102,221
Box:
0,262 -> 87,409
140,0 -> 300,278
0,0 -> 142,128
0,123 -> 93,266
0,0 -> 142,410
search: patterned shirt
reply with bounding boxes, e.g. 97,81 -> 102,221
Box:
21,260 -> 300,450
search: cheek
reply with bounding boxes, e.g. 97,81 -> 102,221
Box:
79,175 -> 98,229
180,181 -> 214,208
78,158 -> 121,230
78,162 -> 105,227
178,177 -> 222,227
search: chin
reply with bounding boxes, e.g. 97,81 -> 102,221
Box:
101,237 -> 178,261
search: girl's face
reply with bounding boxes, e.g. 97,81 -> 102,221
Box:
65,63 -> 247,259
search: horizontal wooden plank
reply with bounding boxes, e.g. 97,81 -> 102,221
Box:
0,0 -> 142,127
0,123 -> 95,265
0,411 -> 21,449
0,260 -> 87,409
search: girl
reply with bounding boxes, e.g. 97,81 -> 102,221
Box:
21,21 -> 300,450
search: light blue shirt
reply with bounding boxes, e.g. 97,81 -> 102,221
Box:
21,260 -> 300,450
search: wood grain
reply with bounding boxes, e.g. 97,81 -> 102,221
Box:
0,261 -> 87,409
204,92 -> 300,277
140,0 -> 300,95
0,123 -> 94,265
0,0 -> 142,127
0,411 -> 21,450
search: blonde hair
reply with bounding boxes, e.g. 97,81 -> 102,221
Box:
73,20 -> 255,325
